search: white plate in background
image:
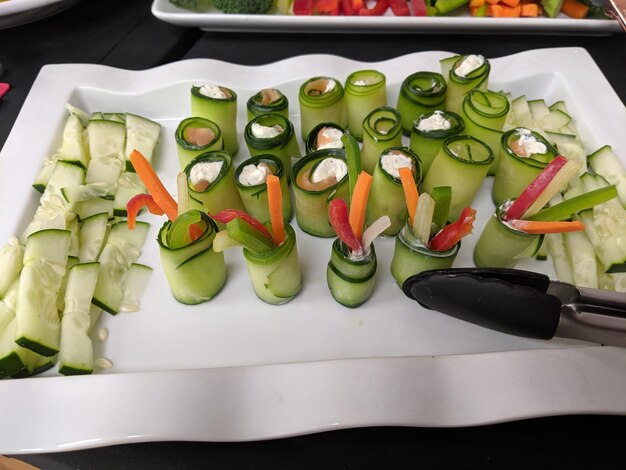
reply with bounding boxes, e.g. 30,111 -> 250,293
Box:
0,0 -> 80,29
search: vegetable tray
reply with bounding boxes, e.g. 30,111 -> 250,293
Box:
1,49 -> 626,454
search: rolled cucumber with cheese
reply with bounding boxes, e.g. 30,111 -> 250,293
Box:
191,83 -> 238,156
247,88 -> 289,120
305,122 -> 346,154
298,76 -> 347,141
440,54 -> 490,116
344,69 -> 387,140
292,149 -> 349,237
409,110 -> 464,175
327,238 -> 377,308
396,71 -> 447,135
360,106 -> 403,174
175,117 -> 224,170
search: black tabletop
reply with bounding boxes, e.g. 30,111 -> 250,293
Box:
1,1 -> 625,468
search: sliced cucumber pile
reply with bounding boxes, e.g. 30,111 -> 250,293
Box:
0,105 -> 159,378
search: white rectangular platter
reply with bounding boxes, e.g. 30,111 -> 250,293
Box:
1,48 -> 626,454
151,0 -> 622,34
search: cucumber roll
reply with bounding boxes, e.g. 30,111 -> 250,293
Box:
158,210 -> 226,304
365,147 -> 421,236
492,128 -> 559,206
292,149 -> 349,237
175,117 -> 224,171
460,89 -> 510,175
409,110 -> 464,175
473,199 -> 543,268
299,76 -> 347,140
421,135 -> 493,220
191,84 -> 238,156
396,71 -> 447,135
235,154 -> 293,224
440,54 -> 490,116
327,239 -> 377,308
246,88 -> 289,120
360,106 -> 403,174
243,113 -> 301,180
344,69 -> 387,140
184,150 -> 244,216
305,122 -> 346,154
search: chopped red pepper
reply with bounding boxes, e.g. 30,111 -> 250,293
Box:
410,0 -> 428,15
389,0 -> 411,15
328,199 -> 363,253
0,83 -> 9,100
126,193 -> 165,230
212,209 -> 273,242
315,0 -> 340,13
341,0 -> 364,13
294,0 -> 314,14
359,0 -> 389,15
188,223 -> 205,241
429,207 -> 477,251
503,155 -> 568,221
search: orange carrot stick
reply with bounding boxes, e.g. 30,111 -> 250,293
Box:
348,171 -> 373,240
560,0 -> 589,18
130,150 -> 178,221
509,219 -> 585,234
399,166 -> 419,227
266,174 -> 285,245
520,2 -> 539,16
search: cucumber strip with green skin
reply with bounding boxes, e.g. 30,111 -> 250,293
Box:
442,55 -> 490,116
473,200 -> 543,269
396,71 -> 447,135
191,84 -> 239,156
235,154 -> 293,224
529,185 -> 618,222
365,147 -> 421,237
184,150 -> 245,217
158,211 -> 226,304
87,119 -> 126,162
244,113 -> 300,180
247,88 -> 289,121
15,229 -> 71,357
113,171 -> 147,218
119,263 -> 153,312
305,122 -> 346,154
430,186 -> 452,235
298,76 -> 347,140
85,152 -> 124,187
327,238 -> 377,308
292,149 -> 349,238
40,160 -> 86,206
73,197 -> 114,221
344,69 -> 387,140
59,113 -> 89,169
390,223 -> 458,287
32,162 -> 57,193
175,117 -> 224,171
61,182 -> 116,203
243,223 -> 301,305
409,110 -> 464,175
124,113 -> 161,172
563,230 -> 598,288
57,256 -> 79,314
12,348 -> 55,378
360,106 -> 403,174
0,239 -> 24,299
226,218 -> 275,254
0,282 -> 27,378
588,145 -> 626,208
421,135 -> 493,221
492,127 -> 559,206
461,90 -> 510,175
546,232 -> 575,285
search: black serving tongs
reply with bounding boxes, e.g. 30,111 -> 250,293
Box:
402,268 -> 626,347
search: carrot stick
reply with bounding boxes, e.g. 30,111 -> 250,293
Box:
509,219 -> 585,234
130,150 -> 178,221
501,0 -> 520,7
520,3 -> 539,16
399,166 -> 419,227
348,171 -> 373,240
560,0 -> 589,18
266,174 -> 285,245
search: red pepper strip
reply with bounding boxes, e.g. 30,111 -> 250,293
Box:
126,193 -> 165,230
315,0 -> 340,13
389,0 -> 411,15
188,223 -> 205,241
410,0 -> 427,15
341,0 -> 356,14
212,209 -> 273,242
328,199 -> 363,253
504,155 -> 568,221
0,83 -> 9,100
294,0 -> 314,14
359,0 -> 389,15
429,207 -> 477,252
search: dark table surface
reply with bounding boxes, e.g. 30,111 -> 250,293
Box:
1,1 -> 625,469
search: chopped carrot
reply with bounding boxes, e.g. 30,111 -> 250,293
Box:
560,0 -> 589,18
469,0 -> 485,7
509,219 -> 585,234
398,166 -> 419,227
490,4 -> 521,16
500,0 -> 520,7
485,0 -> 500,5
348,171 -> 373,240
266,174 -> 285,245
130,150 -> 178,221
520,3 -> 539,15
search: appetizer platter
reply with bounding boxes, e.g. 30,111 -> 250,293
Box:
150,0 -> 622,34
1,48 -> 626,453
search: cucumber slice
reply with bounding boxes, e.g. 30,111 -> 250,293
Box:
119,263 -> 152,312
588,145 -> 626,207
87,119 -> 126,161
41,160 -> 86,205
32,161 -> 57,193
113,171 -> 146,217
59,113 -> 89,169
73,197 -> 114,221
0,238 -> 24,299
61,182 -> 116,204
79,212 -> 110,263
124,113 -> 161,172
0,282 -> 27,378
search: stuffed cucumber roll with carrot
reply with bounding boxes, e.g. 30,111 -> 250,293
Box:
175,117 -> 224,170
191,83 -> 238,156
299,76 -> 347,141
440,54 -> 490,116
305,122 -> 346,154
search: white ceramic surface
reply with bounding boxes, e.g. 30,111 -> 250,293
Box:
1,49 -> 626,454
0,0 -> 80,29
151,0 -> 621,34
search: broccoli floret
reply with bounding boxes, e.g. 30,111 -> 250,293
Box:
213,0 -> 274,14
168,0 -> 212,11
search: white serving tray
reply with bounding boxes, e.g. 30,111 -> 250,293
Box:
1,48 -> 626,454
151,0 -> 622,34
